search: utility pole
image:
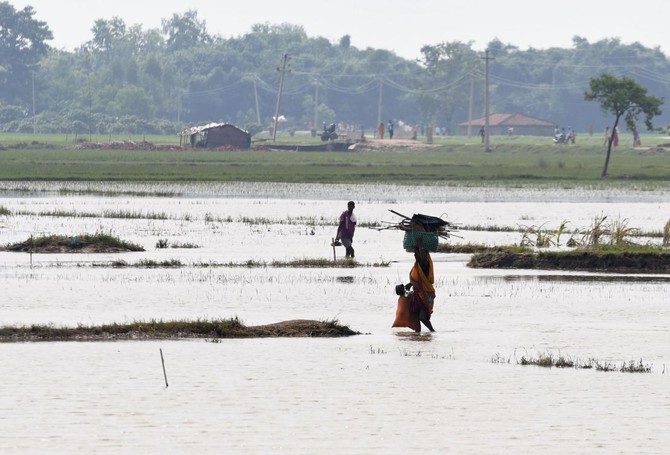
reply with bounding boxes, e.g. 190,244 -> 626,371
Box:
252,77 -> 261,125
483,49 -> 494,152
467,76 -> 474,138
377,77 -> 383,131
32,72 -> 36,135
313,78 -> 319,133
272,53 -> 289,142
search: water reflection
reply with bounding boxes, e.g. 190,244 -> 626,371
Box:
394,331 -> 434,342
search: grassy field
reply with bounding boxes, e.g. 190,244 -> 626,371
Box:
1,132 -> 669,184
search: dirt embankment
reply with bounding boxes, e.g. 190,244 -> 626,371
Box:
349,138 -> 440,152
73,140 -> 184,151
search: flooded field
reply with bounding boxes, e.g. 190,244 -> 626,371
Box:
1,181 -> 669,454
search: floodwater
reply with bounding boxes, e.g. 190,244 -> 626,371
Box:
1,182 -> 669,454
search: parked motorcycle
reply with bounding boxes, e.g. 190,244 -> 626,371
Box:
320,123 -> 338,141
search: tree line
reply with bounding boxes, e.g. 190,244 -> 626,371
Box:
2,2 -> 670,136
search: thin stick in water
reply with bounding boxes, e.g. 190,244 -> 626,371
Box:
160,348 -> 168,388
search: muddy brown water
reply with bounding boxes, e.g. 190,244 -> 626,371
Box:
1,182 -> 669,453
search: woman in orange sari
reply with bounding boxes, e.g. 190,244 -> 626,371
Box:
393,236 -> 436,332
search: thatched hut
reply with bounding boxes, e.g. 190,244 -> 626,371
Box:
179,123 -> 251,149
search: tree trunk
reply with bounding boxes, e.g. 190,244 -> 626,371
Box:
601,141 -> 613,177
601,117 -> 620,177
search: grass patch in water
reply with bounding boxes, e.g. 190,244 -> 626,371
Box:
171,241 -> 200,249
270,257 -> 383,267
493,351 -> 653,373
458,223 -> 520,233
103,257 -> 389,268
0,318 -> 359,342
1,233 -> 144,253
13,208 -> 172,220
137,259 -> 183,268
518,352 -> 578,368
437,243 -> 532,254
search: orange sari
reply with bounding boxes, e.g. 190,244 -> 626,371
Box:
392,295 -> 420,331
392,252 -> 435,331
409,252 -> 435,314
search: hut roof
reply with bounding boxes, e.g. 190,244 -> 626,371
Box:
178,123 -> 248,136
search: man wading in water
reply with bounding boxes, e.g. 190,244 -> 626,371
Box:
335,201 -> 357,258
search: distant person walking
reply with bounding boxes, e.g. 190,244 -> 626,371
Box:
388,120 -> 394,139
479,126 -> 485,143
378,122 -> 385,139
603,126 -> 611,145
335,201 -> 357,258
613,126 -> 619,146
632,124 -> 641,146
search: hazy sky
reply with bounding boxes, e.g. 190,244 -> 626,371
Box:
11,0 -> 670,59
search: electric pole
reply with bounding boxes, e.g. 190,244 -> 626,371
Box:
32,72 -> 36,135
253,77 -> 261,125
377,77 -> 383,131
272,54 -> 289,142
483,49 -> 494,152
313,78 -> 319,134
467,76 -> 474,138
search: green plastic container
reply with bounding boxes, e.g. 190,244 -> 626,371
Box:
403,231 -> 438,252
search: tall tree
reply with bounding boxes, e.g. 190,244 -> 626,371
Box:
418,41 -> 480,131
90,17 -> 126,54
0,2 -> 52,104
161,10 -> 211,51
585,74 -> 663,177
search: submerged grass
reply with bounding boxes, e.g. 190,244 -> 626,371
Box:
0,317 -> 359,342
11,208 -> 173,220
101,257 -> 389,268
494,351 -> 653,373
458,222 -> 665,239
437,243 -> 532,254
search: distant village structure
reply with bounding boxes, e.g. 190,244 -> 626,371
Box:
459,113 -> 555,136
179,123 -> 251,149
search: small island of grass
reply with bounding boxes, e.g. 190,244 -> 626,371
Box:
0,318 -> 359,342
468,244 -> 670,273
1,233 -> 144,253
